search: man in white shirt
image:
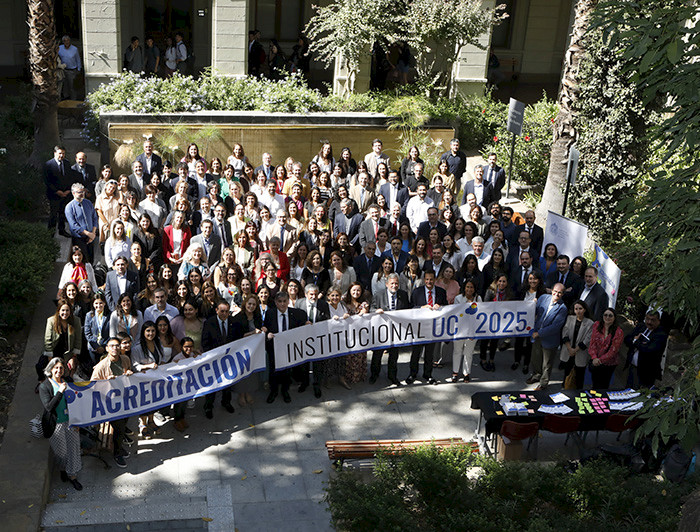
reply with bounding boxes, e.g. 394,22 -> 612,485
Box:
260,180 -> 285,214
363,138 -> 390,180
144,289 -> 179,323
405,183 -> 433,233
471,237 -> 491,270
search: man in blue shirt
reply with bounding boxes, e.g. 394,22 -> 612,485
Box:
526,283 -> 568,390
65,183 -> 98,263
58,35 -> 81,100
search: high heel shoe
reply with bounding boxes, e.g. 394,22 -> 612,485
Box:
450,373 -> 460,383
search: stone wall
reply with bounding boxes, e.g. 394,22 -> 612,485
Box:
100,111 -> 455,175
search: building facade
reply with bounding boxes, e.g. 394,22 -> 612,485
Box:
0,0 -> 575,96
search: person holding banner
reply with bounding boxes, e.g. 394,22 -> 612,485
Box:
90,338 -> 134,468
451,280 -> 482,383
39,358 -> 82,490
263,291 -> 307,403
405,271 -> 447,385
480,274 -> 513,372
512,272 -> 546,373
370,273 -> 409,385
526,283 -> 568,390
343,284 -> 372,385
201,300 -> 244,418
232,294 -> 264,406
131,321 -> 167,438
294,284 -> 330,398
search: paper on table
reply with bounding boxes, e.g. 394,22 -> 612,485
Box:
549,392 -> 569,403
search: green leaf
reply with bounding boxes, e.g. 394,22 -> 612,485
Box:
666,39 -> 682,64
639,49 -> 658,73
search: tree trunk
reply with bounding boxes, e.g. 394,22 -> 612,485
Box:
27,0 -> 60,168
536,0 -> 598,223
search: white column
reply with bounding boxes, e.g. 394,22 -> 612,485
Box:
211,0 -> 248,76
452,0 -> 495,97
81,0 -> 122,93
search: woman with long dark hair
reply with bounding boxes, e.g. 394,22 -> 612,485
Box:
560,300 -> 594,389
480,274 -> 512,372
131,320 -> 165,438
588,307 -> 624,389
512,272 -> 546,373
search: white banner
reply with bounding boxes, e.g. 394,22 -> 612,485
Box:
273,301 -> 536,370
591,243 -> 622,308
544,211 -> 588,260
65,334 -> 265,426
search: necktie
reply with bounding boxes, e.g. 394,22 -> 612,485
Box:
59,161 -> 64,175
361,189 -> 365,205
280,227 -> 285,248
309,304 -> 315,323
392,221 -> 397,236
220,223 -> 228,246
428,290 -> 433,306
391,293 -> 396,310
559,273 -> 564,284
220,319 -> 226,338
281,313 -> 287,331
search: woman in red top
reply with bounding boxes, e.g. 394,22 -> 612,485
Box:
162,211 -> 191,268
588,307 -> 624,389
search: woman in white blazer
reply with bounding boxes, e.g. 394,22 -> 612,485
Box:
560,299 -> 594,389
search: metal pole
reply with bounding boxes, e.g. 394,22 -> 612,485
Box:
562,163 -> 572,217
506,131 -> 516,199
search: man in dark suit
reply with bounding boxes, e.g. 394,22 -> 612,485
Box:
422,243 -> 450,278
416,207 -> 447,240
385,203 -> 408,238
70,151 -> 97,199
104,257 -> 140,311
406,271 -> 447,385
212,203 -> 233,251
170,163 -> 199,203
358,204 -> 387,249
509,251 -> 541,295
516,210 -> 544,257
370,273 -> 410,384
128,160 -> 148,201
545,255 -> 581,307
353,242 -> 381,288
201,300 -> 244,418
463,165 -> 496,208
134,139 -> 163,180
624,310 -> 668,388
507,231 -> 540,272
294,284 -> 330,398
263,291 -> 307,403
190,220 -> 222,267
382,236 -> 410,274
248,29 -> 265,77
579,267 -> 609,322
483,152 -> 507,198
44,145 -> 73,236
378,170 -> 408,211
254,152 -> 274,181
333,199 -> 363,246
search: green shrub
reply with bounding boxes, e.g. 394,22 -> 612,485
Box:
0,221 -> 59,330
325,446 -> 698,532
481,93 -> 558,190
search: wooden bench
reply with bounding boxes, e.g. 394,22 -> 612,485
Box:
325,438 -> 478,469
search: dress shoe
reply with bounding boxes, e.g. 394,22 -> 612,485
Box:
405,375 -> 416,385
297,384 -> 308,393
174,420 -> 186,432
266,391 -> 278,404
389,378 -> 401,386
426,377 -> 438,385
526,375 -> 539,385
479,359 -> 488,371
114,455 -> 127,468
368,375 -> 378,384
204,409 -> 214,419
450,374 -> 460,383
534,385 -> 545,391
313,385 -> 322,398
522,365 -> 529,375
489,361 -> 496,372
511,362 -> 520,370
282,390 -> 292,403
60,470 -> 69,482
70,478 -> 83,491
463,374 -> 471,383
222,403 -> 235,414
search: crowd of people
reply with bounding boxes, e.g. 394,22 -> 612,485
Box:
40,135 -> 669,484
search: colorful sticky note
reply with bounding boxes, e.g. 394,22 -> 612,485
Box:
520,394 -> 527,398
496,411 -> 504,416
491,396 -> 499,401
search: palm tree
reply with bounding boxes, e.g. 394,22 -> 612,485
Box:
536,0 -> 598,221
27,0 -> 60,167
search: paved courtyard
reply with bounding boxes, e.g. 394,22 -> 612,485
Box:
40,349 -> 580,531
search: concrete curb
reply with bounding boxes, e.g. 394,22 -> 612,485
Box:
0,263 -> 63,531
